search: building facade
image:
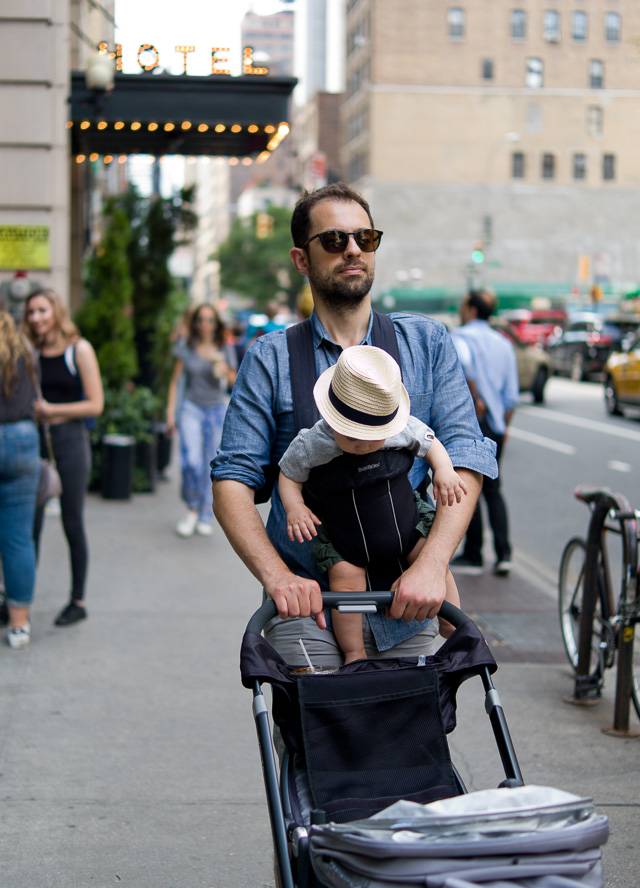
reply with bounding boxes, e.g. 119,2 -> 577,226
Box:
343,0 -> 640,304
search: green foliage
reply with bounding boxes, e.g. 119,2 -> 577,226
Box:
75,199 -> 138,389
216,205 -> 301,310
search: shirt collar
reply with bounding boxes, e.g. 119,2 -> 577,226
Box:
309,308 -> 375,350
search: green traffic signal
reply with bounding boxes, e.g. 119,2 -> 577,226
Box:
471,249 -> 484,264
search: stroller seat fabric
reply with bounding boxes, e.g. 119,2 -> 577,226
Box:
309,785 -> 610,888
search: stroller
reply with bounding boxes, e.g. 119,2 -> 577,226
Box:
241,594 -> 609,888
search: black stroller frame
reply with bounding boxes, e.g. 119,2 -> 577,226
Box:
242,595 -> 526,888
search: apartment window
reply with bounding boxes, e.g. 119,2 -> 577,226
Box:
590,59 -> 604,88
603,153 -> 616,180
542,153 -> 555,179
448,7 -> 465,38
605,12 -> 621,42
544,10 -> 561,42
526,58 -> 544,88
482,59 -> 494,80
587,105 -> 603,137
512,152 -> 525,179
511,9 -> 527,39
572,11 -> 588,41
573,153 -> 587,180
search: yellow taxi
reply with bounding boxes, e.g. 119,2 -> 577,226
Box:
604,330 -> 640,416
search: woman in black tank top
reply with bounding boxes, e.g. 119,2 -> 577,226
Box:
24,289 -> 104,626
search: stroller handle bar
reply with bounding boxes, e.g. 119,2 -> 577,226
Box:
246,594 -> 469,636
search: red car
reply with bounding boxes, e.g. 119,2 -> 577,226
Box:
505,309 -> 567,347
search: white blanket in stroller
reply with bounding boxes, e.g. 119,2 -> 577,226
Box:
309,786 -> 609,888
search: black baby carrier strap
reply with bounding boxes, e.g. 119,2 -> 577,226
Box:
255,312 -> 400,503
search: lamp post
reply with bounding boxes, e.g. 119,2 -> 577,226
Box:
85,48 -> 115,118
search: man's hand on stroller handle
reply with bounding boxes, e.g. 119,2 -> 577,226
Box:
267,570 -> 327,630
390,557 -> 448,623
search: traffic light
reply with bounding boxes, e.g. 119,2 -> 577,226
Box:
256,212 -> 274,239
471,241 -> 484,264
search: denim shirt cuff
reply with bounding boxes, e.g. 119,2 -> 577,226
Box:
447,437 -> 498,480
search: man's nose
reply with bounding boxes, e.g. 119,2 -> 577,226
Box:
343,233 -> 361,256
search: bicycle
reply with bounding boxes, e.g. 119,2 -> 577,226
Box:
558,484 -> 640,730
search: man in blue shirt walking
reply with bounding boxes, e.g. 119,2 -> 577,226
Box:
450,290 -> 519,577
211,184 -> 497,666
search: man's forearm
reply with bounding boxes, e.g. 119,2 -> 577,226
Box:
419,468 -> 482,567
211,479 -> 288,588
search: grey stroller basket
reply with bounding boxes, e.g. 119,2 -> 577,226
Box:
240,595 -> 608,888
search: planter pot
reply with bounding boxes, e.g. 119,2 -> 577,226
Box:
135,438 -> 157,493
101,434 -> 135,500
154,423 -> 173,479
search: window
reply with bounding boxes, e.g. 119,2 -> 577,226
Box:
482,59 -> 494,80
544,10 -> 561,42
511,9 -> 527,39
587,105 -> 603,137
448,7 -> 465,38
542,153 -> 555,179
526,57 -> 544,88
605,12 -> 621,42
573,153 -> 587,180
572,11 -> 588,41
512,152 -> 525,178
526,103 -> 542,134
603,153 -> 615,180
590,59 -> 604,88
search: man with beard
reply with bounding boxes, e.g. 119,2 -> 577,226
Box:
211,184 -> 497,665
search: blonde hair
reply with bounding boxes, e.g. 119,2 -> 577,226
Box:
23,288 -> 80,348
0,307 -> 34,397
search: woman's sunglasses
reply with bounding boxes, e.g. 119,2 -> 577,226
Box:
302,228 -> 383,254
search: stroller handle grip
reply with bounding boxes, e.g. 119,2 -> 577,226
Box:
245,595 -> 469,636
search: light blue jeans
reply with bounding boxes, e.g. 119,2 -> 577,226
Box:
179,398 -> 227,523
0,419 -> 40,606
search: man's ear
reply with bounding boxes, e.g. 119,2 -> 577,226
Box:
290,247 -> 309,275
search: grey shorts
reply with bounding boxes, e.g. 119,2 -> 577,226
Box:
264,612 -> 440,669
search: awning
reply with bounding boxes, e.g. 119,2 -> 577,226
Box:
69,71 -> 297,158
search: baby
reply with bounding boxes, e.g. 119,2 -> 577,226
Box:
278,345 -> 467,664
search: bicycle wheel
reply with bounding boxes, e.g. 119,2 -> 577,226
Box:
632,636 -> 640,720
559,538 -> 587,669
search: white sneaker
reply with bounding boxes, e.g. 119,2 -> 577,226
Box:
196,520 -> 213,536
8,622 -> 31,650
176,511 -> 198,538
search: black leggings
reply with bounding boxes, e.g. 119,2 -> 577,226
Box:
34,420 -> 91,601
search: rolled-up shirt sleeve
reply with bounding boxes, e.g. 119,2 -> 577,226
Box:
210,335 -> 283,490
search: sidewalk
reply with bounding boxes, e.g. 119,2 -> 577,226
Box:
1,467 -> 638,887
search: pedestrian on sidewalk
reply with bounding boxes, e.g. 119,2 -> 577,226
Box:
0,304 -> 41,648
23,289 -> 104,626
211,182 -> 497,667
450,290 -> 519,577
166,303 -> 237,538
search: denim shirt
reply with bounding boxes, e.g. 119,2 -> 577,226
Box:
211,310 -> 497,650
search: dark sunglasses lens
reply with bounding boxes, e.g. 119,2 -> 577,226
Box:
355,229 -> 380,251
319,230 -> 348,252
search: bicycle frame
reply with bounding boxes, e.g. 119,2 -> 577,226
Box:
574,489 -> 639,734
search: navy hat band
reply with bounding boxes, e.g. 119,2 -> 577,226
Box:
328,382 -> 399,428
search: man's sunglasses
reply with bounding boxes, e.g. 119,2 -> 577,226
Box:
302,228 -> 383,254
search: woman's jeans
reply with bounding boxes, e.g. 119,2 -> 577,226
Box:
33,420 -> 91,601
179,398 -> 227,522
0,419 -> 40,607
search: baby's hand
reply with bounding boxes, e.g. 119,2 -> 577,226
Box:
287,505 -> 322,543
432,467 -> 468,506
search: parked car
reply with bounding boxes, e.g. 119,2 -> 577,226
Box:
504,308 -> 567,347
545,312 -> 630,381
490,319 -> 551,403
603,332 -> 640,416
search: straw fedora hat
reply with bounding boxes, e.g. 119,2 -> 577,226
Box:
313,345 -> 410,440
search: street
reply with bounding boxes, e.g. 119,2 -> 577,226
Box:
0,387 -> 639,887
503,376 -> 640,590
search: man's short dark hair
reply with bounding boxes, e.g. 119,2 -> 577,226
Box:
467,290 -> 494,321
290,183 -> 375,248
